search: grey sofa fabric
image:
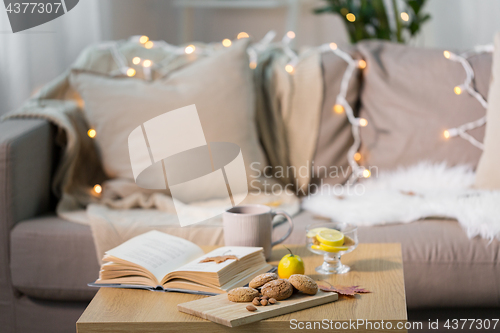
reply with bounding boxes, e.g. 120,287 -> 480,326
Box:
0,119 -> 55,333
356,219 -> 500,309
0,119 -> 54,225
14,296 -> 88,333
10,215 -> 99,301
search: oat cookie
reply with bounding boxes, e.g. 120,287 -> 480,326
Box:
288,274 -> 318,295
227,287 -> 260,302
249,273 -> 278,289
261,279 -> 293,300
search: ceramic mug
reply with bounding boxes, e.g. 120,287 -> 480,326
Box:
222,204 -> 294,259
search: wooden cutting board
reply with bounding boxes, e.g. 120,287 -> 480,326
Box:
178,290 -> 338,327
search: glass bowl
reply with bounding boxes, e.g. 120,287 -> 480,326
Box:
306,221 -> 358,274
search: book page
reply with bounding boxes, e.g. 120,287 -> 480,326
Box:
174,246 -> 263,273
105,230 -> 204,283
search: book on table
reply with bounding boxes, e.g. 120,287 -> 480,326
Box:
89,230 -> 273,295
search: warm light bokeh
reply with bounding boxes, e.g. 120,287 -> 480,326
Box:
185,45 -> 196,54
93,184 -> 102,194
237,32 -> 249,39
126,68 -> 136,77
333,104 -> 344,114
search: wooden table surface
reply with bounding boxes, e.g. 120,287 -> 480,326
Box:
77,243 -> 407,333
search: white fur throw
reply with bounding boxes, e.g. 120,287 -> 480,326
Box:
302,163 -> 500,241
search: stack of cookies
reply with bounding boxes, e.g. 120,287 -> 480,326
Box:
227,273 -> 319,311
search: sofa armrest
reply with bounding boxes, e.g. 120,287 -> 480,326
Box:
0,118 -> 54,229
0,118 -> 55,332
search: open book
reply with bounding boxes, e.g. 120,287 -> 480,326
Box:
90,230 -> 273,295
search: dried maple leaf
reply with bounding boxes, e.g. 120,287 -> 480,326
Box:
319,282 -> 371,296
199,255 -> 238,264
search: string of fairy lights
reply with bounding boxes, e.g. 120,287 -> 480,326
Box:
87,31 -> 493,193
442,45 -> 493,150
317,44 -> 370,183
312,43 -> 494,183
265,35 -> 369,183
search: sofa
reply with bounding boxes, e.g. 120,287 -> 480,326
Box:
1,38 -> 500,333
1,119 -> 499,333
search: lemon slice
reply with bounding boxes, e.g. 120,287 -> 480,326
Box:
319,243 -> 349,252
316,229 -> 344,246
311,245 -> 322,251
306,227 -> 330,238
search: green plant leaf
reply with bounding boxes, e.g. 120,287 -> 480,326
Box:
313,0 -> 430,44
313,7 -> 333,14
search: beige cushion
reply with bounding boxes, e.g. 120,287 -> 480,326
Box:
285,50 -> 324,190
476,33 -> 500,189
357,41 -> 492,171
70,40 -> 266,190
254,47 -> 324,190
311,48 -> 360,186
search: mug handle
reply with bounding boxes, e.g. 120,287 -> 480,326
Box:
271,210 -> 294,246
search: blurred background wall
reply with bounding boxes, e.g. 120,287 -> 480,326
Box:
1,0 -> 500,116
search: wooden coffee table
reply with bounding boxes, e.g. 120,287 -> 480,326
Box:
77,243 -> 407,332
